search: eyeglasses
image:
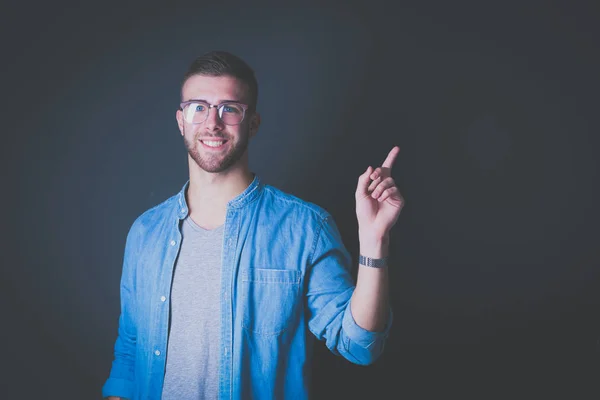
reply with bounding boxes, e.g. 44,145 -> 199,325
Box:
180,100 -> 249,126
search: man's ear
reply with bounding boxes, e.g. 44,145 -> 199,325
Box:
176,109 -> 184,135
249,112 -> 261,138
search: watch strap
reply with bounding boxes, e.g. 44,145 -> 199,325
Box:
358,254 -> 388,268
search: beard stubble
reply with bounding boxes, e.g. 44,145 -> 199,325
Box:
183,125 -> 250,173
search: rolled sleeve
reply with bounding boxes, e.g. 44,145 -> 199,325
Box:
102,377 -> 134,399
340,302 -> 392,364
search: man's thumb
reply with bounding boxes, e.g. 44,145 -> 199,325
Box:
356,165 -> 373,197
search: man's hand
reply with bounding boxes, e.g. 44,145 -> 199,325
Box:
355,146 -> 404,241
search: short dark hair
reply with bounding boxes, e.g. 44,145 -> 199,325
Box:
182,50 -> 258,109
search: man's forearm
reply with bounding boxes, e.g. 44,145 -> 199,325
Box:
349,234 -> 390,332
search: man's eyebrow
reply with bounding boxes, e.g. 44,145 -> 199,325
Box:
183,98 -> 244,104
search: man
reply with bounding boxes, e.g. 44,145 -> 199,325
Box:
103,50 -> 404,400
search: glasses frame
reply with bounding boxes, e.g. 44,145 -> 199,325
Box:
179,100 -> 250,126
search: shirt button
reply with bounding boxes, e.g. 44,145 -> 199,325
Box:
181,208 -> 186,214
160,296 -> 166,302
154,350 -> 161,356
170,240 -> 176,246
224,348 -> 228,356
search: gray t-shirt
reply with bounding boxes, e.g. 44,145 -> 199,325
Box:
161,216 -> 224,400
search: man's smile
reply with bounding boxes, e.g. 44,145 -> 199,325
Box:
200,139 -> 228,150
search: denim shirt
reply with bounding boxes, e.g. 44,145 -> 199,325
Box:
102,175 -> 392,400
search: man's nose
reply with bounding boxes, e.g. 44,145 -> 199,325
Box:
205,106 -> 224,131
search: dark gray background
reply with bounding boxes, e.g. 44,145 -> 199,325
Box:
2,1 -> 599,399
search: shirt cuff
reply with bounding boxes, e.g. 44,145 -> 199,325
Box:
102,377 -> 134,399
342,302 -> 393,349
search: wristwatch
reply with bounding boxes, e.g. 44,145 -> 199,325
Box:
358,255 -> 388,268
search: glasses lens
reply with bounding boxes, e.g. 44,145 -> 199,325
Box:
183,102 -> 208,124
219,103 -> 245,125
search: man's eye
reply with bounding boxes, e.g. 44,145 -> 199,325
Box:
195,105 -> 206,112
223,105 -> 241,114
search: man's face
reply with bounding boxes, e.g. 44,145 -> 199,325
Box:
176,74 -> 258,173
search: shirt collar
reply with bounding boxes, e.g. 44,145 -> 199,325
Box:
177,173 -> 263,219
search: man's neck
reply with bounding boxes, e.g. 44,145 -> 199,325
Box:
186,162 -> 255,215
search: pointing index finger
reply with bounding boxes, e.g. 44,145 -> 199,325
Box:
381,146 -> 400,170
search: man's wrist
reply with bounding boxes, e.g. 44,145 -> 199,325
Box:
358,233 -> 389,258
358,254 -> 388,268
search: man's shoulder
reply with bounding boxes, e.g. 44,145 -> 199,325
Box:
128,190 -> 181,233
262,184 -> 331,222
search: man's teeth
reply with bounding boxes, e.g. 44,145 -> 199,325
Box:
202,140 -> 225,147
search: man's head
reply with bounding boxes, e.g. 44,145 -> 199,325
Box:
176,51 -> 260,173
182,51 -> 258,109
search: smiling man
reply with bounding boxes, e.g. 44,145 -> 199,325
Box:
102,50 -> 405,400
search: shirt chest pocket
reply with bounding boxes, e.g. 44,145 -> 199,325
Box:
241,268 -> 302,337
